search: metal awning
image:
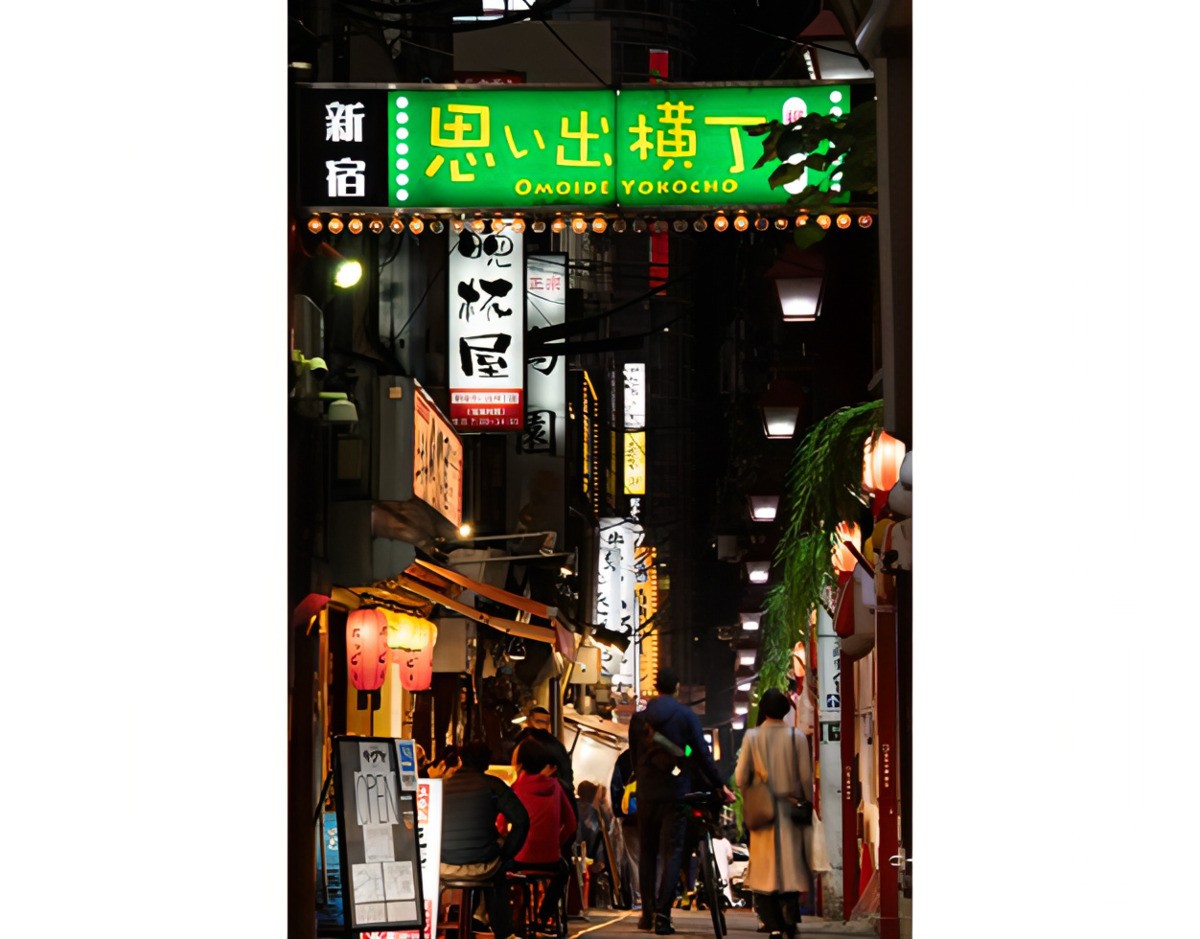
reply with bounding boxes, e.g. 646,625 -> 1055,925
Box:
329,557 -> 578,656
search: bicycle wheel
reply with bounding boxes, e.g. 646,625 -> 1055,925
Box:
698,836 -> 727,937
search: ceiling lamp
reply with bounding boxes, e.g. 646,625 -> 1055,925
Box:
451,217 -> 465,233
408,216 -> 425,235
754,216 -> 769,231
738,652 -> 756,667
748,495 -> 779,522
551,216 -> 566,233
713,213 -> 729,232
508,637 -> 528,660
326,216 -> 344,234
592,215 -> 608,233
733,213 -> 750,232
491,217 -> 506,233
836,213 -> 852,229
775,217 -> 789,230
471,217 -> 486,233
673,219 -> 688,232
531,218 -> 546,233
428,219 -> 444,233
389,216 -> 404,233
571,215 -> 588,234
307,216 -> 323,234
510,217 -> 526,233
758,376 -> 805,439
739,612 -> 761,631
347,217 -> 364,235
745,559 -> 770,584
632,218 -> 647,234
652,219 -> 669,233
693,217 -> 708,232
858,214 -> 874,228
368,217 -> 385,234
816,214 -> 832,229
777,276 -> 824,322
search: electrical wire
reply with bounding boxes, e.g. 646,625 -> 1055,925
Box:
536,16 -> 609,86
387,237 -> 456,350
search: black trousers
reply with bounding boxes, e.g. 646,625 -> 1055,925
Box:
637,799 -> 688,919
754,891 -> 800,938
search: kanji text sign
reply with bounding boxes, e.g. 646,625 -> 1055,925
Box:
297,84 -> 851,211
447,226 -> 526,431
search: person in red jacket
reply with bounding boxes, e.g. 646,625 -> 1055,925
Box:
501,737 -> 578,933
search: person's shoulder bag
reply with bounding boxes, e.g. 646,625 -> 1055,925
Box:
783,728 -> 813,826
741,730 -> 776,831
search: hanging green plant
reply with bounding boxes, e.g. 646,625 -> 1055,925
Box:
747,100 -> 877,248
748,400 -> 885,726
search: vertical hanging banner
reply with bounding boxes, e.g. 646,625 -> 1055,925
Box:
448,225 -> 526,431
522,254 -> 569,455
622,363 -> 647,497
596,519 -> 644,683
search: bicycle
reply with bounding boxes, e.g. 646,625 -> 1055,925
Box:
681,792 -> 728,939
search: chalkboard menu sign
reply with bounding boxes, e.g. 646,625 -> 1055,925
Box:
333,736 -> 426,935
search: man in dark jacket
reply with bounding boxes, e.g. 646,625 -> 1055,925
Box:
440,741 -> 530,939
629,667 -> 734,935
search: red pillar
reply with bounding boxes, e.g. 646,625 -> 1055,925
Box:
839,651 -> 858,920
875,600 -> 900,939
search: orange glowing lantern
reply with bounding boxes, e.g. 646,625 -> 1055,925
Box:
831,521 -> 862,574
862,431 -> 907,494
384,610 -> 438,652
396,643 -> 435,692
346,608 -> 390,692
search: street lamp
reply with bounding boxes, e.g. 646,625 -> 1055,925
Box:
748,495 -> 780,522
758,376 -> 806,440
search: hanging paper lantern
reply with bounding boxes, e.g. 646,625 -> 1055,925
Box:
346,608 -> 390,692
831,521 -> 862,573
383,610 -> 438,652
396,642 -> 435,692
862,431 -> 907,494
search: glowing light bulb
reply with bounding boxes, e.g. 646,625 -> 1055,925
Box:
408,216 -> 425,235
307,217 -> 323,234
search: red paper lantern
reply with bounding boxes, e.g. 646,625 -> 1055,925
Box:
396,642 -> 435,692
862,431 -> 907,494
346,608 -> 390,692
831,521 -> 862,574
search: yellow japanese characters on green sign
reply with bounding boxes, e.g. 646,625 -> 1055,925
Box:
385,84 -> 849,210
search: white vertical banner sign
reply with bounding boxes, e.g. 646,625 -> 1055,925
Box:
448,225 -> 526,432
596,519 -> 644,683
814,607 -> 844,881
371,777 -> 443,939
522,254 -> 568,455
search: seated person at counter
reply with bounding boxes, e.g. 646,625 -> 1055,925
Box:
440,741 -> 530,939
503,738 -> 578,930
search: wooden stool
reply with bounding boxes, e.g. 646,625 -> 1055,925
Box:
512,869 -> 566,938
437,878 -> 490,939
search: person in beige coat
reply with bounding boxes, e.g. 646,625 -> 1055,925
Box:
734,688 -> 813,939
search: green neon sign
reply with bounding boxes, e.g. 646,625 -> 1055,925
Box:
384,84 -> 850,211
615,85 -> 847,207
391,89 -> 616,209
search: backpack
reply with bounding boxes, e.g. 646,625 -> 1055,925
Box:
611,749 -> 638,817
633,711 -> 687,776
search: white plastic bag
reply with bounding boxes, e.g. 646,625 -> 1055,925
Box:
804,811 -> 832,874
